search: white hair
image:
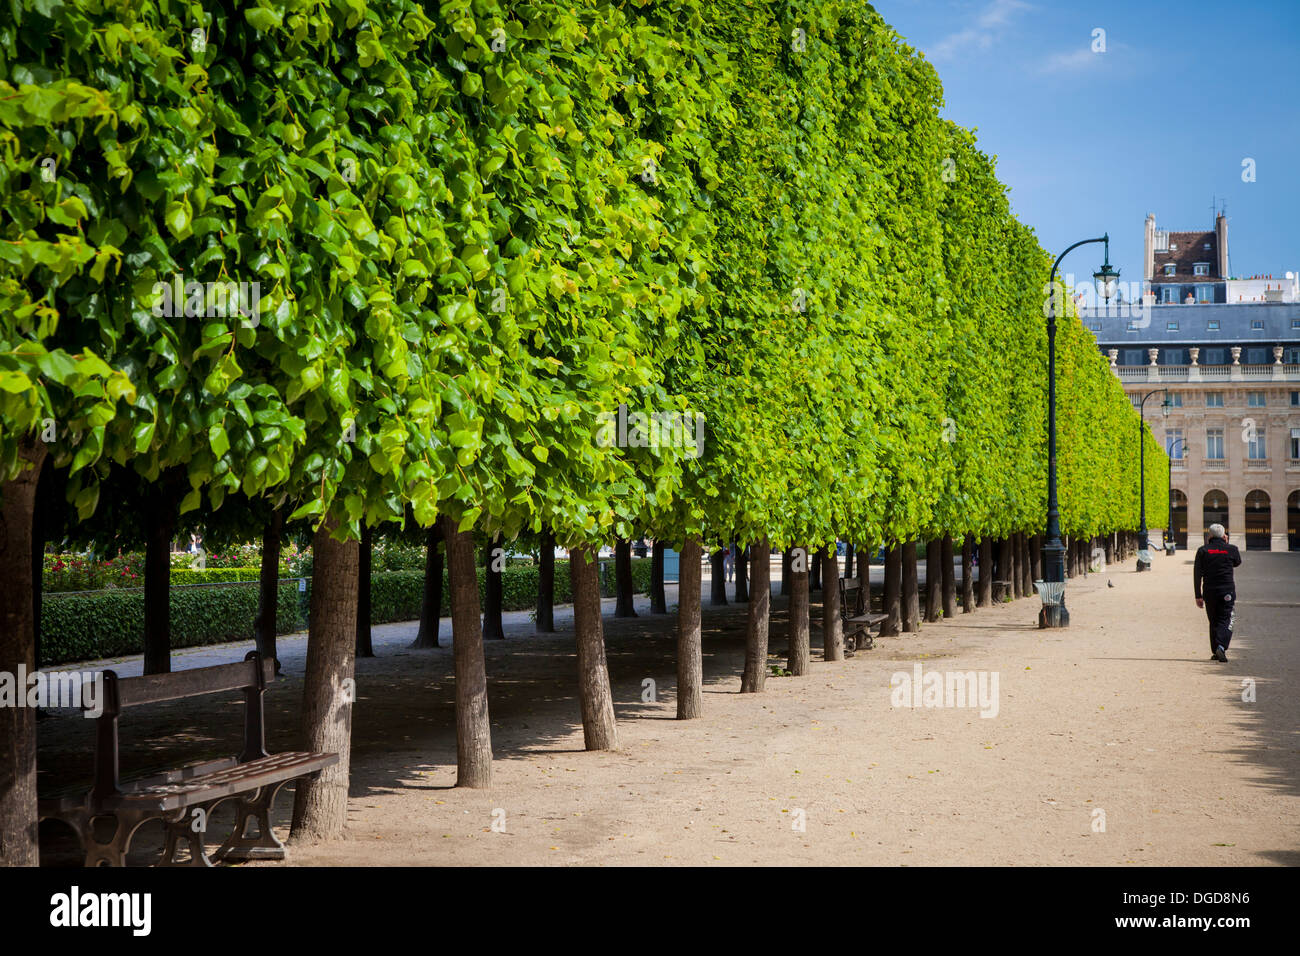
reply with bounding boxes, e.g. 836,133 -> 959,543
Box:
1208,523 -> 1226,539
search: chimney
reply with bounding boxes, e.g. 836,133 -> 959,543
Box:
1144,213 -> 1156,281
1215,212 -> 1229,277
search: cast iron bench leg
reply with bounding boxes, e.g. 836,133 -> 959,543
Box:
79,809 -> 154,867
158,806 -> 215,867
212,781 -> 291,862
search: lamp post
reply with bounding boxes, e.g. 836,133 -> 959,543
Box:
1166,437 -> 1187,555
1039,233 -> 1119,628
1136,388 -> 1171,571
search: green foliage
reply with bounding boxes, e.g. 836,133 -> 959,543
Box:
4,0 -> 1162,569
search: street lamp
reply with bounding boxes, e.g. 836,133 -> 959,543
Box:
1166,437 -> 1187,555
1040,233 -> 1118,628
1136,388 -> 1171,570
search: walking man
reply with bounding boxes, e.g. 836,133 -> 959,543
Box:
1193,523 -> 1241,662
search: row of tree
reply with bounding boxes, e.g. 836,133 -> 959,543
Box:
0,0 -> 1167,864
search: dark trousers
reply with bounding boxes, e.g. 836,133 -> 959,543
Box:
1204,590 -> 1236,651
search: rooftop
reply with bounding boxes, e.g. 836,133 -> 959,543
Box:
1085,302 -> 1300,345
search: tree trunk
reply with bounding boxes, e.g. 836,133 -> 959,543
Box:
709,546 -> 727,605
781,547 -> 792,596
443,515 -> 493,787
940,534 -> 956,619
0,441 -> 46,866
961,534 -> 974,613
902,540 -> 920,632
925,538 -> 942,622
1020,533 -> 1033,597
537,525 -> 556,631
291,519 -> 359,843
741,536 -> 770,693
676,537 -> 703,719
858,542 -> 871,612
255,508 -> 284,669
614,538 -> 638,617
843,542 -> 854,581
882,543 -> 902,636
1010,533 -> 1024,599
412,524 -> 444,647
997,538 -> 1012,600
733,542 -> 749,603
1030,534 -> 1043,584
570,545 -> 618,750
142,497 -> 176,675
483,532 -> 504,640
821,547 -> 843,661
977,537 -> 993,607
810,545 -> 824,591
30,455 -> 54,670
788,546 -> 811,674
649,539 -> 667,614
355,521 -> 374,658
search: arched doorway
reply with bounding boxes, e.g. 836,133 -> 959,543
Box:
1170,489 -> 1188,549
1244,490 -> 1271,551
1289,490 -> 1300,551
1203,490 -> 1228,540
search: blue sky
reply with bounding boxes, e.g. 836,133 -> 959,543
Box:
881,0 -> 1300,287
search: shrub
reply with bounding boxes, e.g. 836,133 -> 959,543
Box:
40,582 -> 304,666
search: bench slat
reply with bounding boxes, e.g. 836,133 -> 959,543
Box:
98,752 -> 339,812
117,657 -> 274,708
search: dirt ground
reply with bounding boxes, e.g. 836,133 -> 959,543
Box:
36,548 -> 1298,867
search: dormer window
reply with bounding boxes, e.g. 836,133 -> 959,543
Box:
1163,263 -> 1176,276
1193,263 -> 1209,276
1170,242 -> 1178,250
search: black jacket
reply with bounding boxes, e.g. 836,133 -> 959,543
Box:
1194,537 -> 1241,598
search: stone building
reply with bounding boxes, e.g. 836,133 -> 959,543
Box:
1089,301 -> 1300,550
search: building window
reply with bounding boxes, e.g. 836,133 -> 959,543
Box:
1195,284 -> 1214,302
1287,348 -> 1300,364
1247,427 -> 1267,460
1089,322 -> 1102,331
1207,319 -> 1220,331
1291,427 -> 1300,460
1205,392 -> 1224,407
1205,428 -> 1224,459
1292,391 -> 1299,406
1194,263 -> 1209,276
1247,348 -> 1267,364
1169,242 -> 1178,250
1166,320 -> 1179,330
1247,391 -> 1266,407
1292,319 -> 1300,329
1163,263 -> 1176,276
1166,428 -> 1184,458
1203,242 -> 1211,250
1123,349 -> 1143,366
1250,319 -> 1264,330
1168,392 -> 1183,407
1204,347 -> 1225,364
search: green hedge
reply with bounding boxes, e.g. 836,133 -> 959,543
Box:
39,559 -> 652,664
41,582 -> 303,666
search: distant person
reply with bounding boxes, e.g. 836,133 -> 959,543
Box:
1193,523 -> 1241,662
723,546 -> 734,583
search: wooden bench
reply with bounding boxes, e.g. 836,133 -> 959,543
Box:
39,651 -> 337,867
836,577 -> 887,652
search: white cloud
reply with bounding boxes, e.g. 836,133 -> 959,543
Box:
1039,47 -> 1104,74
930,0 -> 1033,61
